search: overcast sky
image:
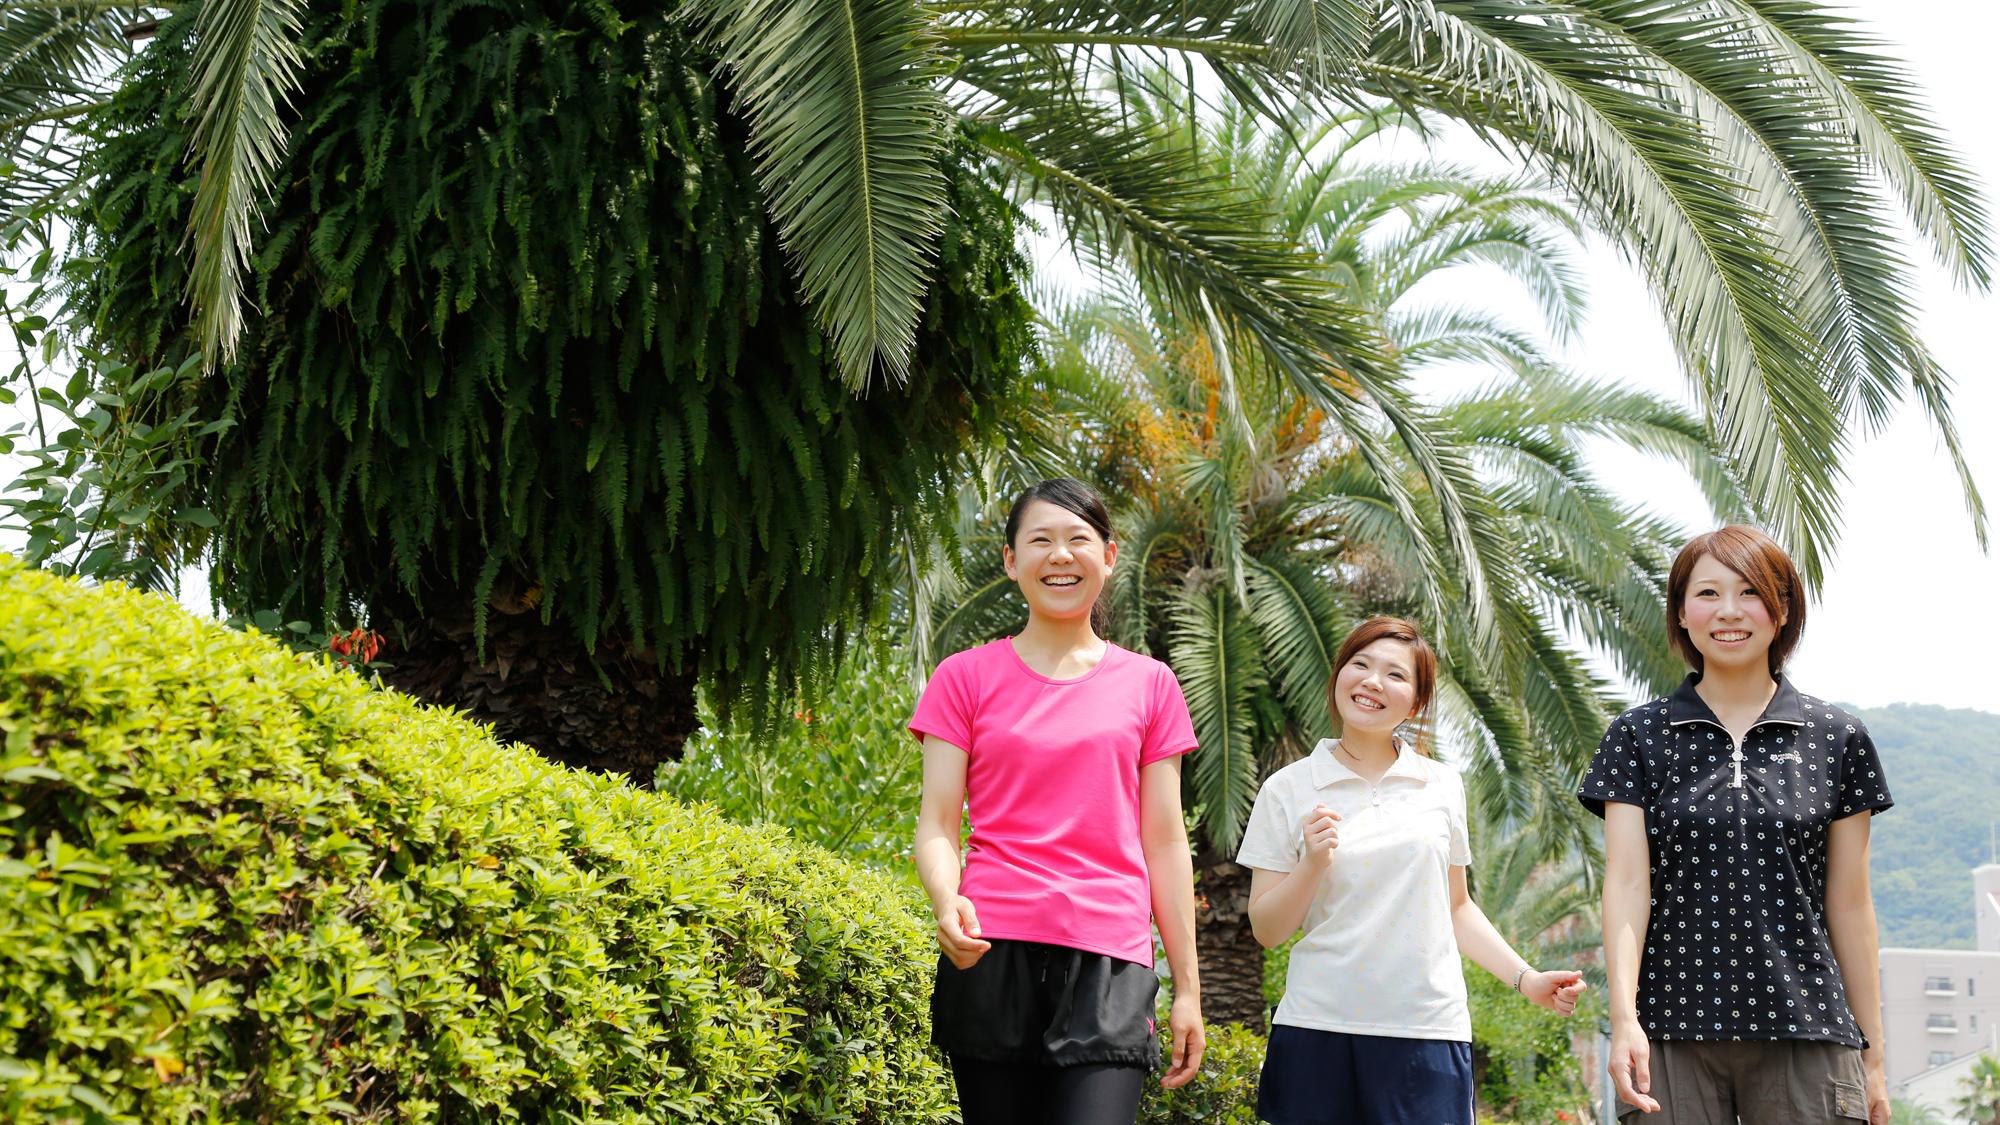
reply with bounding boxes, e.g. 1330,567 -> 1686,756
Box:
1343,1 -> 2000,714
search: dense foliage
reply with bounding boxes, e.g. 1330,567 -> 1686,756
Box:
0,558 -> 952,1123
1137,1024 -> 1263,1125
79,0 -> 1034,726
659,644 -> 924,876
1465,960 -> 1599,1123
1856,704 -> 2000,949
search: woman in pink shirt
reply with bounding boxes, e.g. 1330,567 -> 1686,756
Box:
911,478 -> 1206,1125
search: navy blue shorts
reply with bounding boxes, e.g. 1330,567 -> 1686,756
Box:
1257,1024 -> 1474,1125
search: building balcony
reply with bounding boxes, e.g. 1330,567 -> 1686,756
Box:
1927,988 -> 1959,997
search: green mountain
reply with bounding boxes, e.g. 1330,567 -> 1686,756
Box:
1850,703 -> 2000,950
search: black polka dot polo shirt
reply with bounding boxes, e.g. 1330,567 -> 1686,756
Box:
1577,674 -> 1893,1048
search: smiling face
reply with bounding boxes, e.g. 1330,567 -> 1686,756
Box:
1330,637 -> 1420,736
1003,499 -> 1116,625
1678,552 -> 1786,676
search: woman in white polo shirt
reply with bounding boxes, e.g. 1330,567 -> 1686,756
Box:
1236,616 -> 1587,1125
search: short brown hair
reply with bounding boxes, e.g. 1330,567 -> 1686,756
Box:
1666,526 -> 1807,676
1327,616 -> 1437,756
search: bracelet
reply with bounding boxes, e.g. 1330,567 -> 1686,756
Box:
1513,966 -> 1531,993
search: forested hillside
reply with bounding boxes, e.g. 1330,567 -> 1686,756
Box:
1854,704 -> 2000,949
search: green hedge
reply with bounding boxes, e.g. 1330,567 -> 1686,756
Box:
1465,958 -> 1599,1123
1138,1024 -> 1263,1125
0,558 -> 949,1123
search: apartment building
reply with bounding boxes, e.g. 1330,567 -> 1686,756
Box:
1879,863 -> 2000,1088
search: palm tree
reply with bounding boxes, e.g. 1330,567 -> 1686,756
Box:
3,0 -> 1988,582
916,100 -> 1746,1023
1888,1096 -> 1946,1125
686,0 -> 2000,585
63,2 -> 1040,778
1956,1053 -> 2000,1125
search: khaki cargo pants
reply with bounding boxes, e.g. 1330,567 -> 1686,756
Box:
1617,1039 -> 1868,1125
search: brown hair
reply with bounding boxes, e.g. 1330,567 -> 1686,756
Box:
1327,616 -> 1437,756
1666,526 -> 1807,676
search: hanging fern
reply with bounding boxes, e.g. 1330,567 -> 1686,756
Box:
77,0 -> 1034,724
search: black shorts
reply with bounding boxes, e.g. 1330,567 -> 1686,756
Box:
931,938 -> 1160,1068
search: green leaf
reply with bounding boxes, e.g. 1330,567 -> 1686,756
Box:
683,0 -> 948,387
1168,581 -> 1264,853
183,0 -> 307,367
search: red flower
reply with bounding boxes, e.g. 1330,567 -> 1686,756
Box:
328,627 -> 383,668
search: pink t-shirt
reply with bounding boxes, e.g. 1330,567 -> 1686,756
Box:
909,638 -> 1198,965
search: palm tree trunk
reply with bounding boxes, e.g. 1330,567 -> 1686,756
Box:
374,594 -> 698,785
1194,852 -> 1268,1030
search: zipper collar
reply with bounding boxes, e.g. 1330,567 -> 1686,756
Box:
1667,673 -> 1805,788
1665,672 -> 1806,729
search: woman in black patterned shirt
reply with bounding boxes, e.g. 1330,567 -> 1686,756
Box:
1579,527 -> 1893,1125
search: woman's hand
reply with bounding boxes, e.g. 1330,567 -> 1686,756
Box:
1160,989 -> 1206,1089
1608,1016 -> 1659,1113
933,894 -> 992,969
1521,969 -> 1588,1015
1866,1062 -> 1889,1125
1302,804 -> 1341,868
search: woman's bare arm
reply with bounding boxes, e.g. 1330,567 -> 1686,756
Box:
1449,866 -> 1586,1013
1246,804 -> 1340,947
1602,801 -> 1658,1113
1141,756 -> 1205,1088
913,734 -> 991,969
1827,812 -> 1889,1125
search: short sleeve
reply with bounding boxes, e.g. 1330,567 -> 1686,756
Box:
1449,773 -> 1472,867
1235,778 -> 1299,873
1140,664 -> 1200,765
1577,715 -> 1649,818
909,652 -> 976,749
1834,719 -> 1894,820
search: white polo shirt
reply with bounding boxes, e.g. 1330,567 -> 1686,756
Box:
1236,739 -> 1473,1041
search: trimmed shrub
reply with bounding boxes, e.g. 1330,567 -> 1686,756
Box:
0,558 -> 949,1123
1138,1023 -> 1263,1124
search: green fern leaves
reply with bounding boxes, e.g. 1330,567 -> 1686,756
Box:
80,1 -> 1035,722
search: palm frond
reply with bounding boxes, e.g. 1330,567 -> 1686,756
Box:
1244,0 -> 1368,86
683,0 -> 949,386
0,4 -> 143,210
1245,553 -> 1346,744
1169,578 -> 1265,852
183,0 -> 304,365
1366,2 -> 1846,580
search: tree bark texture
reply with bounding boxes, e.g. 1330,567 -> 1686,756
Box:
1195,853 -> 1269,1031
375,599 -> 698,785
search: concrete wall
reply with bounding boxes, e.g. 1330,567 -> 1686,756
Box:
1879,948 -> 2000,1086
